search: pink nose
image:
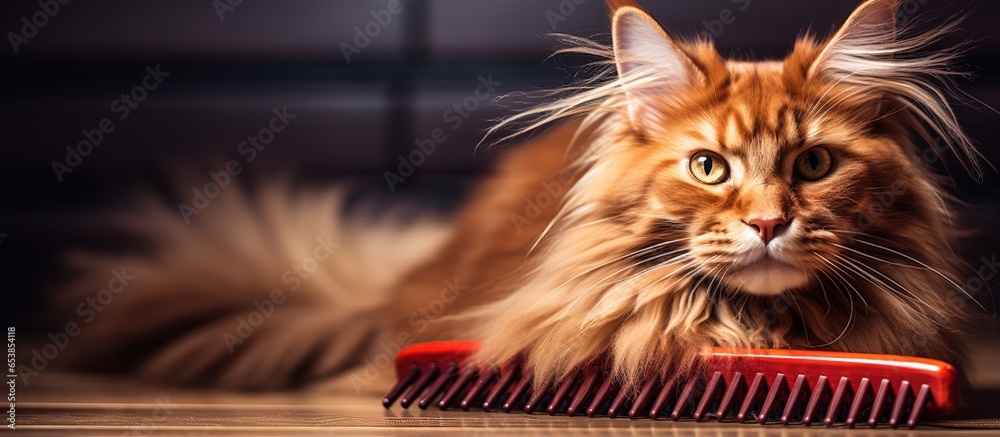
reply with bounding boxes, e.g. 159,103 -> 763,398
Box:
744,217 -> 788,245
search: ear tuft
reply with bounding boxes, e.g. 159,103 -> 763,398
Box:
612,7 -> 701,129
807,0 -> 984,179
809,0 -> 897,79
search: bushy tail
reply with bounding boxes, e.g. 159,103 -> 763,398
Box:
53,179 -> 449,390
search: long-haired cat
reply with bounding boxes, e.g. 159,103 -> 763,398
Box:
53,0 -> 984,390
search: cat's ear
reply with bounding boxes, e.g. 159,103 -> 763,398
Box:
810,0 -> 896,79
808,0 -> 896,113
612,7 -> 703,129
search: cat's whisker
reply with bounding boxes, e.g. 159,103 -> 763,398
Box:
791,290 -> 812,346
836,252 -> 936,310
576,257 -> 697,332
813,257 -> 849,305
618,256 -> 699,308
810,261 -> 856,348
733,292 -> 751,318
527,202 -> 589,255
675,255 -> 719,286
830,254 -> 944,328
543,253 -> 693,348
528,241 -> 692,350
561,214 -> 631,232
631,213 -> 685,223
826,228 -> 908,249
562,247 -> 695,327
812,268 -> 833,317
827,229 -> 926,252
610,252 -> 698,296
834,240 -> 986,311
606,252 -> 692,291
830,254 -> 905,297
707,263 -> 732,301
575,247 -> 690,296
830,241 -> 921,270
578,255 -> 695,321
690,263 -> 720,295
626,255 -> 723,318
550,238 -> 688,297
809,266 -> 833,317
815,253 -> 869,308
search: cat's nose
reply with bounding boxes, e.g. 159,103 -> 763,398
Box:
744,217 -> 788,245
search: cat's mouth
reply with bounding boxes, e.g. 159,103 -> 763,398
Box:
724,254 -> 809,296
743,253 -> 795,269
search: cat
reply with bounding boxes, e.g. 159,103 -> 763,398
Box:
52,0 -> 984,390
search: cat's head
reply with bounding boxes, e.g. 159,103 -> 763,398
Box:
593,0 -> 978,296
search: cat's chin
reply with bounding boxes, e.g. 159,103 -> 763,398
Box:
723,260 -> 810,296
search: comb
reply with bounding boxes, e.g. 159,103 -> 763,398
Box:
382,341 -> 959,428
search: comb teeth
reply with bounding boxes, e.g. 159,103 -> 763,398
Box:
383,342 -> 959,428
385,364 -> 939,427
566,367 -> 599,416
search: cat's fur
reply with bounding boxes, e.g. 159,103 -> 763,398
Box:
54,0 -> 983,389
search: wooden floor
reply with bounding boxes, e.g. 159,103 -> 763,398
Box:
15,335 -> 1000,436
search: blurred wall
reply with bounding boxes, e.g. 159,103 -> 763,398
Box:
2,1 -> 998,325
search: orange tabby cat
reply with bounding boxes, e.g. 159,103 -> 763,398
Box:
53,0 -> 982,390
394,0 -> 983,387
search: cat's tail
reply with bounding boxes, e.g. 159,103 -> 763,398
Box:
52,178 -> 450,390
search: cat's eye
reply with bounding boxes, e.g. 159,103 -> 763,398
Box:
794,147 -> 833,181
688,151 -> 729,185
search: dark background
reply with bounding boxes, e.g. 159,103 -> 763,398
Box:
2,1 -> 998,331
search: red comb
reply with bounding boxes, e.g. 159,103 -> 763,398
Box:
382,341 -> 959,428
